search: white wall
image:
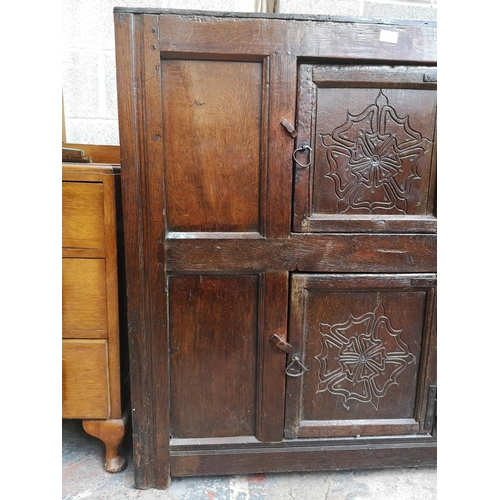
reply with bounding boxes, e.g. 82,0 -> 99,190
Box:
62,0 -> 437,146
278,0 -> 437,19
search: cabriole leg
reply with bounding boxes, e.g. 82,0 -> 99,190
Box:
82,417 -> 127,473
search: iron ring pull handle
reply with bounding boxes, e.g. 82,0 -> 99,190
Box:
285,355 -> 309,378
292,142 -> 312,168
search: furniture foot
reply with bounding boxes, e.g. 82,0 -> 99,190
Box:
83,415 -> 127,473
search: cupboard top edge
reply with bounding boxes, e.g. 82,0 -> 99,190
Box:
112,8 -> 437,28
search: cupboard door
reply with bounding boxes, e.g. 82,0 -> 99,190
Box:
293,64 -> 437,233
285,274 -> 436,439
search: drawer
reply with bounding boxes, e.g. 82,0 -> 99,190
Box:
62,258 -> 108,338
62,181 -> 105,249
62,339 -> 110,419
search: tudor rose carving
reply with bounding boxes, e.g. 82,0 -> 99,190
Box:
315,303 -> 415,410
319,90 -> 432,214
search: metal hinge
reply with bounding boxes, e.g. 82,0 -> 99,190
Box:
411,277 -> 437,287
423,72 -> 437,83
423,385 -> 437,433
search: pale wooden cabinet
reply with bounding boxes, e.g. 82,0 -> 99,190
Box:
62,163 -> 129,473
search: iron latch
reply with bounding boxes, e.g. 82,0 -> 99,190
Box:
270,334 -> 292,353
281,119 -> 298,138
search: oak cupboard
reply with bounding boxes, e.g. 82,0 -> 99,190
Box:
114,9 -> 437,489
62,163 -> 129,472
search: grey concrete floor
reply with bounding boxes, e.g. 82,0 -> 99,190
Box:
62,419 -> 437,500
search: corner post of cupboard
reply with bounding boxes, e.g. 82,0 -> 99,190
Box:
114,11 -> 170,489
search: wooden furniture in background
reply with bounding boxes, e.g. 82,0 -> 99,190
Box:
62,163 -> 129,473
62,88 -> 120,164
114,9 -> 437,489
62,144 -> 121,165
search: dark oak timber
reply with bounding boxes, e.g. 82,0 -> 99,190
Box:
114,8 -> 437,489
170,439 -> 436,477
165,234 -> 437,272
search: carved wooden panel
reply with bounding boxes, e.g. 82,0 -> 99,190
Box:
294,65 -> 437,233
285,273 -> 436,439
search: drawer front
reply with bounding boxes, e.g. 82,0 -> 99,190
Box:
62,181 -> 105,249
62,258 -> 108,338
62,339 -> 109,419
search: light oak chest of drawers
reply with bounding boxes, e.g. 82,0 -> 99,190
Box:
62,163 -> 129,472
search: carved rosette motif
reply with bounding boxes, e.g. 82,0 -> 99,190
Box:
319,90 -> 432,214
315,303 -> 415,410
